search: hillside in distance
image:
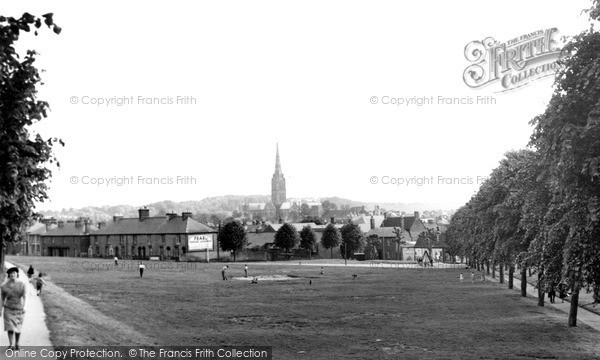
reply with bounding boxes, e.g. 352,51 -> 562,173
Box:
37,195 -> 456,222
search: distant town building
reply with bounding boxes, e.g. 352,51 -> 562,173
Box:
381,211 -> 428,242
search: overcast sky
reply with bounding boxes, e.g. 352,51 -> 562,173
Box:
4,0 -> 594,211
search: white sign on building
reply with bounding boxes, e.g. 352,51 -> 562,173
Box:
188,234 -> 213,251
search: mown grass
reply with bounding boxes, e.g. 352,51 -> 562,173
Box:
9,256 -> 600,360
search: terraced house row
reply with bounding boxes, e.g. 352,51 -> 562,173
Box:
14,208 -> 219,261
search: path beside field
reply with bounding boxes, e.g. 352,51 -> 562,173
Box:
1,261 -> 53,349
488,271 -> 600,332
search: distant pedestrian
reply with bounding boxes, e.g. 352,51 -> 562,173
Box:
222,265 -> 229,281
481,270 -> 486,282
459,273 -> 464,283
114,257 -> 119,266
320,267 -> 324,275
26,266 -> 34,279
471,271 -> 475,283
1,267 -> 27,350
138,262 -> 146,278
548,284 -> 556,304
33,273 -> 47,296
244,265 -> 248,278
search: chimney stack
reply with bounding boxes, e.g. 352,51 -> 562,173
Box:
414,211 -> 420,219
139,207 -> 150,220
57,220 -> 64,228
331,217 -> 335,224
113,215 -> 123,222
166,212 -> 178,220
98,221 -> 106,229
370,216 -> 375,230
45,218 -> 57,232
182,212 -> 192,221
84,219 -> 93,234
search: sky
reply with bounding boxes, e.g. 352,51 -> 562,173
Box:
3,0 -> 594,211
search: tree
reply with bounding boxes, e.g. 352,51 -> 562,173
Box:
340,223 -> 365,259
274,223 -> 298,253
209,214 -> 222,226
365,234 -> 380,260
392,227 -> 406,260
299,226 -> 317,259
300,203 -> 312,218
0,13 -> 62,274
417,228 -> 439,264
218,221 -> 246,262
321,223 -> 340,259
322,200 -> 337,212
528,5 -> 600,325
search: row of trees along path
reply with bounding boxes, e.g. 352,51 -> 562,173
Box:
446,2 -> 600,327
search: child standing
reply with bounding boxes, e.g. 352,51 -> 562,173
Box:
34,272 -> 47,296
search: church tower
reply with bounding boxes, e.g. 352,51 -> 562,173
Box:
271,143 -> 286,219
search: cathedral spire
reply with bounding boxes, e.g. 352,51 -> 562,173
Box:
271,143 -> 286,219
275,143 -> 282,174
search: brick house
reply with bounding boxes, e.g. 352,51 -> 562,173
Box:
41,218 -> 97,257
90,208 -> 218,261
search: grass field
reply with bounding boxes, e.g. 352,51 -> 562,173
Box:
8,256 -> 600,360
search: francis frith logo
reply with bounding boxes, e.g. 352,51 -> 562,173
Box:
463,28 -> 561,92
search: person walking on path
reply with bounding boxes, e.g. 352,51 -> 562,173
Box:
222,265 -> 229,281
1,267 -> 27,350
320,267 -> 324,275
459,273 -> 464,283
31,273 -> 47,296
26,266 -> 34,280
114,257 -> 119,267
138,262 -> 146,278
548,284 -> 556,304
244,265 -> 248,278
470,271 -> 475,284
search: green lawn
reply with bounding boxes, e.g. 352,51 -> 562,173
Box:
8,256 -> 600,360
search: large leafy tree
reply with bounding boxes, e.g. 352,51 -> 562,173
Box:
528,4 -> 600,326
299,225 -> 316,259
340,222 -> 365,259
218,221 -> 246,262
321,223 -> 340,259
0,13 -> 62,273
274,223 -> 298,253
